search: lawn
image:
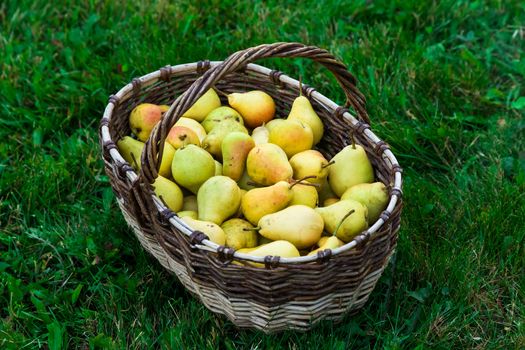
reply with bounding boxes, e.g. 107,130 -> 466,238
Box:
1,0 -> 524,348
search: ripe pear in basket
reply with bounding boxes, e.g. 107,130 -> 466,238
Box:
99,42 -> 402,332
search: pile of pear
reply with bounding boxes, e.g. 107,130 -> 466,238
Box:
117,87 -> 390,266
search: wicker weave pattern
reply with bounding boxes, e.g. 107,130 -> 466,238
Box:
99,43 -> 402,332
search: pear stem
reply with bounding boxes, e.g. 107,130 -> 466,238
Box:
301,182 -> 321,188
214,86 -> 229,98
246,181 -> 263,187
299,77 -> 303,97
332,209 -> 355,236
130,152 -> 139,170
243,227 -> 260,232
289,175 -> 319,189
321,160 -> 335,169
350,130 -> 356,149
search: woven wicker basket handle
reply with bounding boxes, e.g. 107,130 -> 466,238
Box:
141,42 -> 368,182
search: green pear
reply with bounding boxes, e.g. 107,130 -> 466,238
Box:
182,89 -> 221,122
258,235 -> 273,245
166,125 -> 201,149
181,216 -> 226,245
182,195 -> 198,212
222,132 -> 255,181
341,182 -> 389,224
236,240 -> 300,267
214,160 -> 223,176
257,205 -> 324,249
328,144 -> 374,197
307,236 -> 344,256
318,177 -> 337,203
177,210 -> 197,219
175,117 -> 207,142
266,119 -> 313,158
289,182 -> 318,208
129,103 -> 163,141
201,106 -> 243,133
197,176 -> 241,225
241,181 -> 293,225
202,119 -> 249,159
246,143 -> 293,186
289,150 -> 332,185
234,189 -> 247,218
251,124 -> 269,145
287,95 -> 324,145
237,169 -> 259,190
117,136 -> 144,170
315,199 -> 368,242
221,218 -> 258,250
152,176 -> 183,212
172,144 -> 215,193
228,90 -> 275,128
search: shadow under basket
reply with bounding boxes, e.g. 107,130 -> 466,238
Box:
99,42 -> 403,333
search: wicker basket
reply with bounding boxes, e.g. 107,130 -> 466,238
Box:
99,42 -> 403,333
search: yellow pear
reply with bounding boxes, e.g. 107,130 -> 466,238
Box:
228,90 -> 275,128
246,143 -> 293,186
258,205 -> 324,249
328,143 -> 374,197
251,124 -> 269,145
117,136 -> 144,170
152,176 -> 183,212
287,95 -> 324,144
181,217 -> 225,245
221,218 -> 258,250
157,142 -> 176,178
323,197 -> 339,206
182,89 -> 221,122
182,195 -> 198,212
222,132 -> 255,181
316,236 -> 345,248
289,182 -> 318,208
289,150 -> 332,185
266,119 -> 314,158
202,119 -> 249,159
241,181 -> 293,225
237,240 -> 300,267
158,105 -> 170,113
197,176 -> 241,225
172,144 -> 215,193
307,236 -> 344,256
177,210 -> 197,219
201,106 -> 244,133
315,199 -> 368,242
166,125 -> 201,149
129,103 -> 163,141
175,117 -> 207,142
117,136 -> 173,177
341,182 -> 389,224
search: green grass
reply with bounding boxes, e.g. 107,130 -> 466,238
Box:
1,0 -> 524,348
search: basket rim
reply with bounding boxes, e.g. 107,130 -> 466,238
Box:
100,60 -> 403,265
